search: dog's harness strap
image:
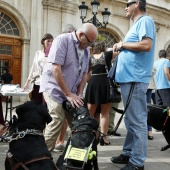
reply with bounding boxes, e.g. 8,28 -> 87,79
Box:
71,130 -> 99,139
12,162 -> 29,170
72,130 -> 96,134
24,156 -> 51,165
7,152 -> 53,170
7,153 -> 29,170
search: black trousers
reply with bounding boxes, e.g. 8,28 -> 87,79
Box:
155,88 -> 170,107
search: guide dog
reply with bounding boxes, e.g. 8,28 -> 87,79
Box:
5,101 -> 58,170
56,100 -> 99,170
147,104 -> 170,151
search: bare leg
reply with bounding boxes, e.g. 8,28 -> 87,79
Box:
87,103 -> 98,117
56,119 -> 68,145
100,103 -> 111,143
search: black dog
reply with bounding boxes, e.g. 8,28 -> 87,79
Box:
5,101 -> 58,170
147,104 -> 170,151
56,101 -> 99,170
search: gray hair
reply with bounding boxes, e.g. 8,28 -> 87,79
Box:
62,24 -> 76,33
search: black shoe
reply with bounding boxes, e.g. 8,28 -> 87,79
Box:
99,136 -> 110,146
107,131 -> 121,136
121,162 -> 144,170
110,154 -> 129,164
148,135 -> 154,140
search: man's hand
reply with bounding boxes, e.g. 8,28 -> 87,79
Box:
66,93 -> 84,108
113,42 -> 123,52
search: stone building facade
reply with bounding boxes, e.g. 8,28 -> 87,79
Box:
0,0 -> 170,101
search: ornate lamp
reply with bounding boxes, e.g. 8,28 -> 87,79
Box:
78,1 -> 111,29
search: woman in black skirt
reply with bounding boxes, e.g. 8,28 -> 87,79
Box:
85,41 -> 115,145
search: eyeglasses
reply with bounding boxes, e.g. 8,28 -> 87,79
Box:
126,1 -> 137,8
83,33 -> 95,45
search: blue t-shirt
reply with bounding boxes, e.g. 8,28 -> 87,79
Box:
154,58 -> 170,89
115,15 -> 156,83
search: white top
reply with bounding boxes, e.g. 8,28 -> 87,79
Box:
28,50 -> 46,86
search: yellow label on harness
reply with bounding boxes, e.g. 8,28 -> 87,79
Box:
68,147 -> 87,161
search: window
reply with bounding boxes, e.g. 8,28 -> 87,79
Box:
98,30 -> 117,48
0,59 -> 10,83
0,45 -> 12,55
0,12 -> 19,36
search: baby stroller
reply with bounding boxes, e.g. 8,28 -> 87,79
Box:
56,101 -> 99,170
147,103 -> 170,151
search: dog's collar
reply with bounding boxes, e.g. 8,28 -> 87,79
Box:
7,129 -> 43,142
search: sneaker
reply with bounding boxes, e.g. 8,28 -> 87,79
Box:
120,162 -> 144,170
53,143 -> 65,152
110,154 -> 130,164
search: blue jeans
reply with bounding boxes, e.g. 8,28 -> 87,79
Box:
120,82 -> 148,167
146,89 -> 152,131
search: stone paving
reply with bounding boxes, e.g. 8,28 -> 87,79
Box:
0,101 -> 170,170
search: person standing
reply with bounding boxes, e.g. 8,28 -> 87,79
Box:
110,1 -> 156,170
1,68 -> 13,84
23,33 -> 53,103
153,50 -> 170,107
1,68 -> 13,103
85,42 -> 115,146
53,24 -> 76,152
40,23 -> 98,151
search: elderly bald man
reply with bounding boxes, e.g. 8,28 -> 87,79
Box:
40,23 -> 98,151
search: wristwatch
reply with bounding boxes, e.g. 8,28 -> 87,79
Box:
120,42 -> 124,51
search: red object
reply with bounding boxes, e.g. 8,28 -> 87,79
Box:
0,96 -> 5,125
44,44 -> 52,57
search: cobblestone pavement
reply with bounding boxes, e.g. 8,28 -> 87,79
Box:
0,101 -> 170,170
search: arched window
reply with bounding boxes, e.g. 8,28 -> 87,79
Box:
0,11 -> 19,36
98,30 -> 118,48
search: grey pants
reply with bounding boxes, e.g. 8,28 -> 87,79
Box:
108,102 -> 119,132
43,92 -> 72,151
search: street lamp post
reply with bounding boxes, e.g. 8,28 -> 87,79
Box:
78,1 -> 111,29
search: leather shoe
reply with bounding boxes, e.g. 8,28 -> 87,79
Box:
113,132 -> 121,136
110,154 -> 129,164
121,162 -> 144,170
148,135 -> 154,140
107,131 -> 121,136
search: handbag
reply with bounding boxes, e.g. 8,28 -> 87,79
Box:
108,78 -> 121,103
104,52 -> 121,103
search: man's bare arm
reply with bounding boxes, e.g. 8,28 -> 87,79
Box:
114,37 -> 152,52
164,66 -> 170,81
77,72 -> 87,97
52,64 -> 83,107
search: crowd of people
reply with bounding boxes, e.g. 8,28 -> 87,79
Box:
21,0 -> 170,170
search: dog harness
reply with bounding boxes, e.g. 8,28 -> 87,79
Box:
6,128 -> 58,170
7,152 -> 55,170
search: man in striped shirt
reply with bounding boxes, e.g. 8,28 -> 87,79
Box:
40,23 -> 98,151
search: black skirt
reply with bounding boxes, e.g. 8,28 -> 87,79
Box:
85,74 -> 110,104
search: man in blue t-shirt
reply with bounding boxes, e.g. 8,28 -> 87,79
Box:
110,1 -> 156,170
154,50 -> 170,106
